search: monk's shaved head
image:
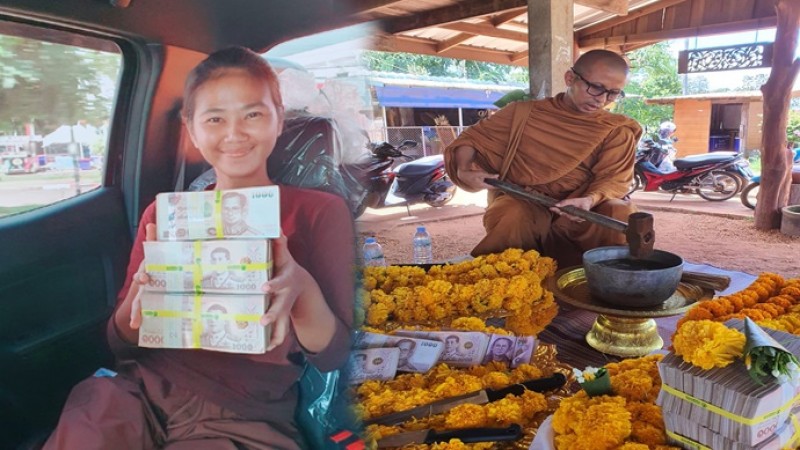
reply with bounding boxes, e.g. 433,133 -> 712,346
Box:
573,49 -> 629,75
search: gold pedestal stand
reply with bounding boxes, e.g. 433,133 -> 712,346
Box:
547,267 -> 713,358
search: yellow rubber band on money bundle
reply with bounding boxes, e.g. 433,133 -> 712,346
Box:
665,414 -> 800,449
141,309 -> 262,322
214,190 -> 223,238
145,263 -> 271,273
662,384 -> 800,426
664,430 -> 712,450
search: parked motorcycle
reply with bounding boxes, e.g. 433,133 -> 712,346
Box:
630,141 -> 748,201
741,149 -> 800,210
342,139 -> 457,218
631,138 -> 753,195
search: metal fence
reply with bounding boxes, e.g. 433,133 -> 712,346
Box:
369,126 -> 466,158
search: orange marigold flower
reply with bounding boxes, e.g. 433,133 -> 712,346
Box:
444,403 -> 487,429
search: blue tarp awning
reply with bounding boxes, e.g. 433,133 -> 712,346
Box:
374,85 -> 505,109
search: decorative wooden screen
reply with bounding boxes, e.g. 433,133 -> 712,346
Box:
678,43 -> 774,74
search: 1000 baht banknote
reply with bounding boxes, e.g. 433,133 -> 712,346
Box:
143,240 -> 271,294
138,292 -> 269,354
156,186 -> 280,241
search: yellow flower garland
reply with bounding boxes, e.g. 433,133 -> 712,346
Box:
360,249 -> 558,335
672,320 -> 746,370
551,354 -> 680,450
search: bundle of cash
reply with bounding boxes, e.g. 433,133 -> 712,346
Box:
663,409 -> 800,450
347,347 -> 400,384
394,330 -> 491,368
354,332 -> 444,373
658,319 -> 800,448
143,240 -> 271,294
156,186 -> 280,241
139,291 -> 268,354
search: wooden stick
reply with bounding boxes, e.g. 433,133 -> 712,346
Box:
681,271 -> 731,292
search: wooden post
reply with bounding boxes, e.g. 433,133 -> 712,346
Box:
755,0 -> 800,230
528,0 -> 574,98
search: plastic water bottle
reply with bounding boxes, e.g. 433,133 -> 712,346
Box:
363,237 -> 386,267
412,226 -> 433,264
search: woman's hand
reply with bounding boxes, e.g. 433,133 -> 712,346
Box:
260,233 -> 315,351
129,223 -> 157,329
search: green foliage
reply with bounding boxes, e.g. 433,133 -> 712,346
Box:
0,36 -> 121,135
360,51 -> 528,84
616,43 -> 682,131
788,110 -> 800,148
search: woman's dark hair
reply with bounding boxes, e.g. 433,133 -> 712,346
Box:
182,46 -> 283,121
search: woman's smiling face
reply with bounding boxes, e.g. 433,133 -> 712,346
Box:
187,68 -> 283,189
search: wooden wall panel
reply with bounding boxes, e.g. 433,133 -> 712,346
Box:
745,101 -> 764,152
674,99 -> 712,156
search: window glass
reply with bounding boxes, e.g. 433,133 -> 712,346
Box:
0,21 -> 122,218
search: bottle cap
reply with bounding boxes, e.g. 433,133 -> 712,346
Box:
365,237 -> 376,244
416,226 -> 426,232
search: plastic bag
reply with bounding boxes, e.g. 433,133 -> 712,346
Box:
295,364 -> 360,450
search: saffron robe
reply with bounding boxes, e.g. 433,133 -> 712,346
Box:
444,94 -> 642,267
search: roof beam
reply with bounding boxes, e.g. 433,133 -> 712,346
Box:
577,0 -> 689,36
441,22 -> 529,43
372,34 -> 526,66
510,50 -> 529,62
436,33 -> 476,53
385,0 -> 527,33
491,7 -> 527,26
575,0 -> 629,15
579,16 -> 778,48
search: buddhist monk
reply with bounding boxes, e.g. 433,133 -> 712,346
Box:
444,49 -> 642,268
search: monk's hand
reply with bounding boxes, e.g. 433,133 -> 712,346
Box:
129,223 -> 157,329
260,233 -> 311,351
551,197 -> 593,223
459,167 -> 498,192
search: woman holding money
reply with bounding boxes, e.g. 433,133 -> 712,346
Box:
43,47 -> 356,449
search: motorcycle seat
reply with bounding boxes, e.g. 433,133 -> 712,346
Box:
673,153 -> 735,170
395,155 -> 444,177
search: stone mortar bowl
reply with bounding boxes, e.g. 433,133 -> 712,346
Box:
583,246 -> 684,308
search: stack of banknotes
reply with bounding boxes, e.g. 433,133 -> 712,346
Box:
347,330 -> 538,384
156,186 -> 280,241
657,320 -> 800,450
139,187 -> 278,354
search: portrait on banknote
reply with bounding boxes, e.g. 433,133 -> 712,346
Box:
221,191 -> 263,236
395,338 -> 421,372
347,348 -> 399,384
483,335 -> 514,365
201,247 -> 241,289
200,303 -> 240,349
440,334 -> 469,363
511,336 -> 537,368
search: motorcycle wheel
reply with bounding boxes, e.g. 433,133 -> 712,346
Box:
740,182 -> 759,210
628,173 -> 644,194
695,171 -> 741,201
425,178 -> 457,208
726,172 -> 749,194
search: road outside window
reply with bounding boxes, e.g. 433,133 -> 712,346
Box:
0,22 -> 121,218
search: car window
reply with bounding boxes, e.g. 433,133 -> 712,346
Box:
0,20 -> 122,218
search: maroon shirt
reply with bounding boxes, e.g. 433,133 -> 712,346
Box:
108,185 -> 356,422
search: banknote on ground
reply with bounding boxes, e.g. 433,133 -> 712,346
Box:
143,240 -> 271,294
139,291 -> 268,354
156,186 -> 280,241
394,330 -> 490,368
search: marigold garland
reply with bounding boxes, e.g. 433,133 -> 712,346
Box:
360,249 -> 558,335
551,354 -> 680,450
672,320 -> 746,370
358,362 -> 554,449
676,273 -> 798,330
